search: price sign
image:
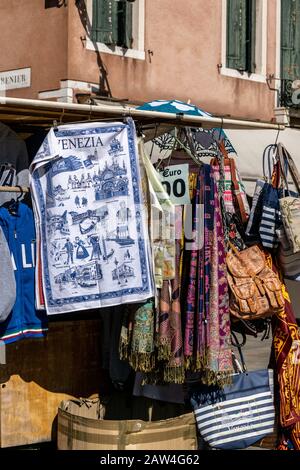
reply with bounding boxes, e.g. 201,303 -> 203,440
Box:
158,164 -> 191,205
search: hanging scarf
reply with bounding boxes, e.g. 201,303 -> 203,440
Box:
183,172 -> 200,367
207,171 -> 232,379
163,239 -> 185,383
184,164 -> 232,384
119,300 -> 156,373
272,285 -> 300,450
157,280 -> 172,361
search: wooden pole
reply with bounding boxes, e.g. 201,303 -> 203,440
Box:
0,186 -> 30,193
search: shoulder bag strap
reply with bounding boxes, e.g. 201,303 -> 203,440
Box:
262,144 -> 277,183
229,158 -> 248,224
284,145 -> 300,194
231,331 -> 247,373
218,140 -> 248,224
277,143 -> 300,194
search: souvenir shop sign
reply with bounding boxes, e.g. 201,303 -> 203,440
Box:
30,119 -> 153,315
0,67 -> 31,90
158,164 -> 191,205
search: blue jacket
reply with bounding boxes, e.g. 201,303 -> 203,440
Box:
0,202 -> 48,344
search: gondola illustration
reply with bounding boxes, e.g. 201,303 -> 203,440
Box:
69,207 -> 108,225
69,206 -> 108,234
79,216 -> 99,234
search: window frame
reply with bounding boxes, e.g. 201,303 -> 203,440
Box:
85,0 -> 145,60
221,0 -> 267,82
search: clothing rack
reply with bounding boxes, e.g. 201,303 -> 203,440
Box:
0,186 -> 30,193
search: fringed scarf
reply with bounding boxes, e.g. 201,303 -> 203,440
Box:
119,233 -> 185,383
162,238 -> 185,383
119,300 -> 156,373
183,171 -> 201,368
184,164 -> 232,385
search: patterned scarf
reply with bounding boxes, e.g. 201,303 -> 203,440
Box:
119,300 -> 156,373
183,172 -> 201,367
163,239 -> 185,383
272,286 -> 300,450
157,280 -> 172,361
184,164 -> 232,385
207,173 -> 232,379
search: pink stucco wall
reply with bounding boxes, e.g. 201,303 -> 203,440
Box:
0,0 -> 278,121
0,0 -> 68,99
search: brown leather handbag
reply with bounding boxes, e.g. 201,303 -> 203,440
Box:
226,243 -> 284,321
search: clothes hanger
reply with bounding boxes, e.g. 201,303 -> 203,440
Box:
2,185 -> 23,215
183,126 -> 202,167
155,125 -> 203,171
53,108 -> 65,132
16,185 -> 24,202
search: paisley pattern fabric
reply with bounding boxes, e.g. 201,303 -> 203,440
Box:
183,164 -> 232,384
119,300 -> 155,373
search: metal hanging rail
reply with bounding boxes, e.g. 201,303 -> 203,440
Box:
0,96 -> 286,131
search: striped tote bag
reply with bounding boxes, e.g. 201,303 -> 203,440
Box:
190,369 -> 275,450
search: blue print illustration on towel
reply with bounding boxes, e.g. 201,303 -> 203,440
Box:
30,120 -> 153,314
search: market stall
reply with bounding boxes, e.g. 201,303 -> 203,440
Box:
0,96 -> 298,451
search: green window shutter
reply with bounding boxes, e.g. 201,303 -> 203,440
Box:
226,0 -> 247,70
281,0 -> 300,80
91,0 -> 118,45
116,0 -> 133,49
247,0 -> 256,73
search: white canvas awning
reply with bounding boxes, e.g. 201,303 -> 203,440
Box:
226,127 -> 300,195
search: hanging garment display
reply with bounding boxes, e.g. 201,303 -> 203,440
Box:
0,225 -> 16,322
183,163 -> 233,385
121,159 -> 233,386
30,119 -> 154,314
0,202 -> 48,343
0,122 -> 29,206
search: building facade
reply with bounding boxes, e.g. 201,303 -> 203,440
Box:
0,0 -> 299,123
